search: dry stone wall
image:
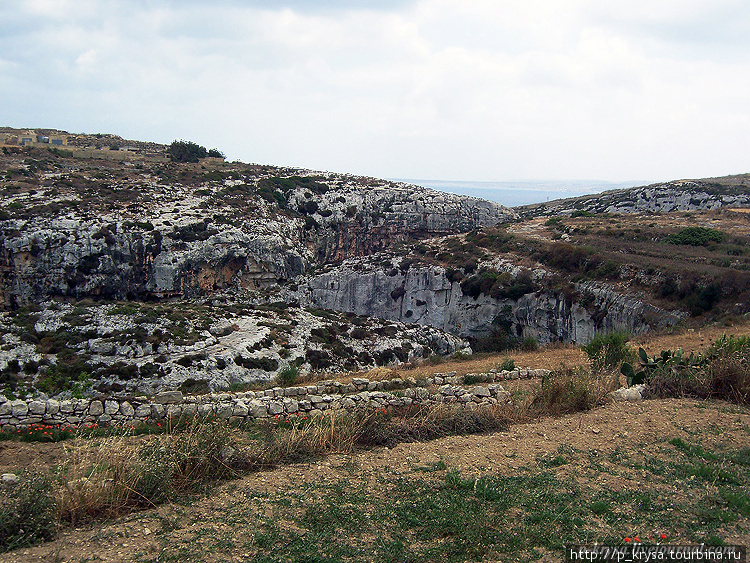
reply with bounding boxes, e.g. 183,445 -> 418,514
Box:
0,367 -> 549,430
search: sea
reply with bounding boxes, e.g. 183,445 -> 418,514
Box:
395,179 -> 646,208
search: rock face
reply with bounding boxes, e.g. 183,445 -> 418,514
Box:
299,263 -> 685,344
0,150 -> 515,307
521,178 -> 750,217
2,217 -> 308,306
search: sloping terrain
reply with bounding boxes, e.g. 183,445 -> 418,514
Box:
1,129 -> 749,398
2,396 -> 748,563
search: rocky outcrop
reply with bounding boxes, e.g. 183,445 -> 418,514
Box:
0,301 -> 468,396
1,217 -> 308,306
520,178 -> 750,217
298,262 -> 686,344
0,150 -> 515,306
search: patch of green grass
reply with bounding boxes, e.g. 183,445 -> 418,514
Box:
126,433 -> 750,563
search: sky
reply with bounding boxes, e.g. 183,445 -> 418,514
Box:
1,0 -> 749,184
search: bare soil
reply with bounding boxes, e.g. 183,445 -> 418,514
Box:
1,322 -> 749,562
2,398 -> 749,563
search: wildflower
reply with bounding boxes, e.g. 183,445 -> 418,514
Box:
625,538 -> 631,543
634,537 -> 640,543
660,534 -> 667,540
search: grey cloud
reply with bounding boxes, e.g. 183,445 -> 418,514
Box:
141,0 -> 416,12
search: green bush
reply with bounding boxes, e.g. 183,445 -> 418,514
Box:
665,226 -> 724,246
276,365 -> 299,388
0,471 -> 56,552
521,336 -> 539,352
582,332 -> 633,373
498,358 -> 516,372
167,140 -> 208,163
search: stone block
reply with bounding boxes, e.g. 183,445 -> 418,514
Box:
46,399 -> 60,415
233,402 -> 249,417
154,391 -> 183,404
470,386 -> 491,398
104,400 -> 119,415
120,402 -> 135,417
250,401 -> 269,418
1,473 -> 20,485
89,400 -> 104,416
216,404 -> 233,419
609,385 -> 645,402
10,400 -> 28,417
28,401 -> 46,415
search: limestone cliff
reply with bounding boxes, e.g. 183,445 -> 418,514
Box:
0,149 -> 515,307
297,261 -> 686,345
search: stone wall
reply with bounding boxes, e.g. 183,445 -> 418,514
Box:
0,367 -> 549,431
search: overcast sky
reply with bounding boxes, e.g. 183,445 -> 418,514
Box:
1,0 -> 749,183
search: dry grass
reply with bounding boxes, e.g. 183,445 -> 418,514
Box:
55,417 -> 238,524
528,367 -> 618,418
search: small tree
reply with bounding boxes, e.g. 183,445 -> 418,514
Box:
167,140 -> 208,163
207,148 -> 225,159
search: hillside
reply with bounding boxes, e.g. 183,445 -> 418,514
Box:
1,130 -> 750,562
1,129 -> 749,400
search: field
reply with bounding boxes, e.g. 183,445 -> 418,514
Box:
1,322 -> 749,563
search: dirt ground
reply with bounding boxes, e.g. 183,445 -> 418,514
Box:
2,397 -> 749,563
1,321 -> 749,562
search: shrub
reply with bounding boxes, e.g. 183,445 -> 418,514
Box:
241,357 -> 279,372
530,368 -> 610,417
706,351 -> 750,405
684,283 -> 722,316
306,349 -> 332,370
498,358 -> 516,372
276,365 -> 299,388
521,336 -> 538,352
167,140 -> 207,163
0,471 -> 56,551
707,334 -> 750,359
665,226 -> 724,246
582,332 -> 633,373
469,328 -> 518,353
350,328 -> 371,340
56,419 -> 240,524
